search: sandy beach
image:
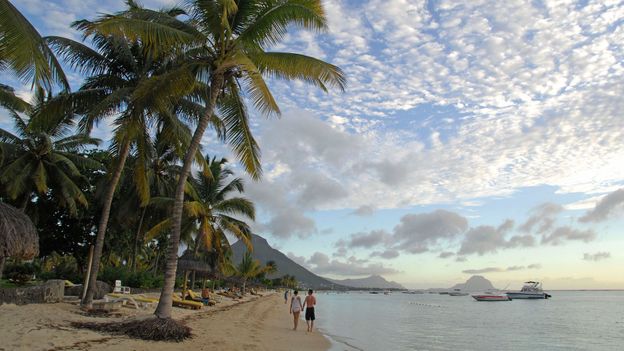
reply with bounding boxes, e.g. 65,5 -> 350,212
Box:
0,292 -> 330,351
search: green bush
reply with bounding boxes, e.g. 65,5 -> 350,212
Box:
4,262 -> 38,285
38,253 -> 82,283
98,266 -> 164,289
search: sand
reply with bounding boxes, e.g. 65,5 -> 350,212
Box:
0,292 -> 330,351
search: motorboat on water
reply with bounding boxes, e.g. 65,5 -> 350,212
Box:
506,281 -> 552,299
402,290 -> 424,294
472,294 -> 511,301
449,289 -> 469,296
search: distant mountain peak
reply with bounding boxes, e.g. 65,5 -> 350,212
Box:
451,275 -> 496,291
231,234 -> 340,289
328,275 -> 405,289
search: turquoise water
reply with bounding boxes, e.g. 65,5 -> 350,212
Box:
315,291 -> 624,351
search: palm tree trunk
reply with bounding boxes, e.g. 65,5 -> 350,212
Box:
81,140 -> 132,308
0,256 -> 5,280
154,74 -> 224,319
190,236 -> 201,290
131,206 -> 148,272
19,193 -> 30,211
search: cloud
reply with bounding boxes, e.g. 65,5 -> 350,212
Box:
462,267 -> 503,274
579,189 -> 624,223
520,203 -> 563,234
305,252 -> 399,276
343,230 -> 390,249
392,210 -> 468,253
582,252 -> 611,262
458,219 -> 533,255
463,264 -> 541,274
351,205 -> 376,216
286,252 -> 307,266
370,249 -> 400,259
256,208 -> 317,239
438,251 -> 455,258
541,226 -> 596,245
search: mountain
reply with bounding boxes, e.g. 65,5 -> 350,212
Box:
451,275 -> 497,291
328,275 -> 405,289
231,234 -> 341,289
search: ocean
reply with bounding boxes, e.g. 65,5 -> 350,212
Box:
315,290 -> 624,351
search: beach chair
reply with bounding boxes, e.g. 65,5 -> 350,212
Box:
107,293 -> 158,306
104,294 -> 141,309
172,294 -> 203,310
112,280 -> 131,294
187,289 -> 215,306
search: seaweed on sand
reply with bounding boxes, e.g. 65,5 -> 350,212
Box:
71,317 -> 192,342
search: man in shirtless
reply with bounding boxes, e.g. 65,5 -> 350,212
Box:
302,289 -> 316,332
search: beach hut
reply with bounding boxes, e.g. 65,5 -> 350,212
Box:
0,202 -> 39,279
177,251 -> 215,291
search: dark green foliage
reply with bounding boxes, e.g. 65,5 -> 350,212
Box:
4,262 -> 38,285
98,266 -> 164,289
38,252 -> 82,282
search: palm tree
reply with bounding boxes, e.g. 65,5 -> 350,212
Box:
128,133 -> 183,272
148,156 -> 256,288
0,0 -> 68,91
46,5 -> 210,308
83,0 -> 346,321
235,252 -> 267,294
0,89 -> 100,214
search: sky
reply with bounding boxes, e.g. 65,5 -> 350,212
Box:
2,0 -> 624,289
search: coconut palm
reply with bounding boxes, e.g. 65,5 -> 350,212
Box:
46,5 -> 213,308
147,156 -> 256,286
81,0 -> 345,322
128,132 -> 186,272
0,89 -> 100,214
235,252 -> 267,294
0,0 -> 68,91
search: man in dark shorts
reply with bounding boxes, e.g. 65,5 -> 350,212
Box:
302,289 -> 316,332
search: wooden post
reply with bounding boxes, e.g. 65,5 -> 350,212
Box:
82,246 -> 94,300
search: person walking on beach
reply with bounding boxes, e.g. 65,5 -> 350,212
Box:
284,289 -> 289,304
290,290 -> 303,330
302,289 -> 317,332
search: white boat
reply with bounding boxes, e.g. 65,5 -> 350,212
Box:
449,289 -> 469,296
472,294 -> 511,302
506,281 -> 551,299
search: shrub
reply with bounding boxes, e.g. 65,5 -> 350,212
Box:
98,266 -> 164,289
38,253 -> 81,282
4,262 -> 38,285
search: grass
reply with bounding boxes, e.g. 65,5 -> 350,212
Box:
0,279 -> 43,288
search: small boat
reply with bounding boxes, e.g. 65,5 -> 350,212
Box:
449,289 -> 469,296
369,291 -> 379,294
472,294 -> 511,302
383,291 -> 390,295
506,281 -> 552,299
402,290 -> 424,294
438,291 -> 450,295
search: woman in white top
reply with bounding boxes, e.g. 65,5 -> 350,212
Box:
289,290 -> 303,330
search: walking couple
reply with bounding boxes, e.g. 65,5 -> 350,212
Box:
289,289 -> 316,332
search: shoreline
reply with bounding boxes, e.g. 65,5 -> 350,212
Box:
0,292 -> 330,350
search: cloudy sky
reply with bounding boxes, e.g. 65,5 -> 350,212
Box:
3,0 -> 624,289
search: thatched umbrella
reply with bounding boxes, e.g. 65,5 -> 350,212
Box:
177,251 -> 215,292
0,202 -> 39,279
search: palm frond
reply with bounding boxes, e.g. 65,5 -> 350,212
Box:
252,51 -> 346,92
237,0 -> 327,47
219,81 -> 262,179
0,0 -> 69,90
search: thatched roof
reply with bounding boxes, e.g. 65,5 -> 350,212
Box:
177,251 -> 212,273
0,202 -> 39,259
